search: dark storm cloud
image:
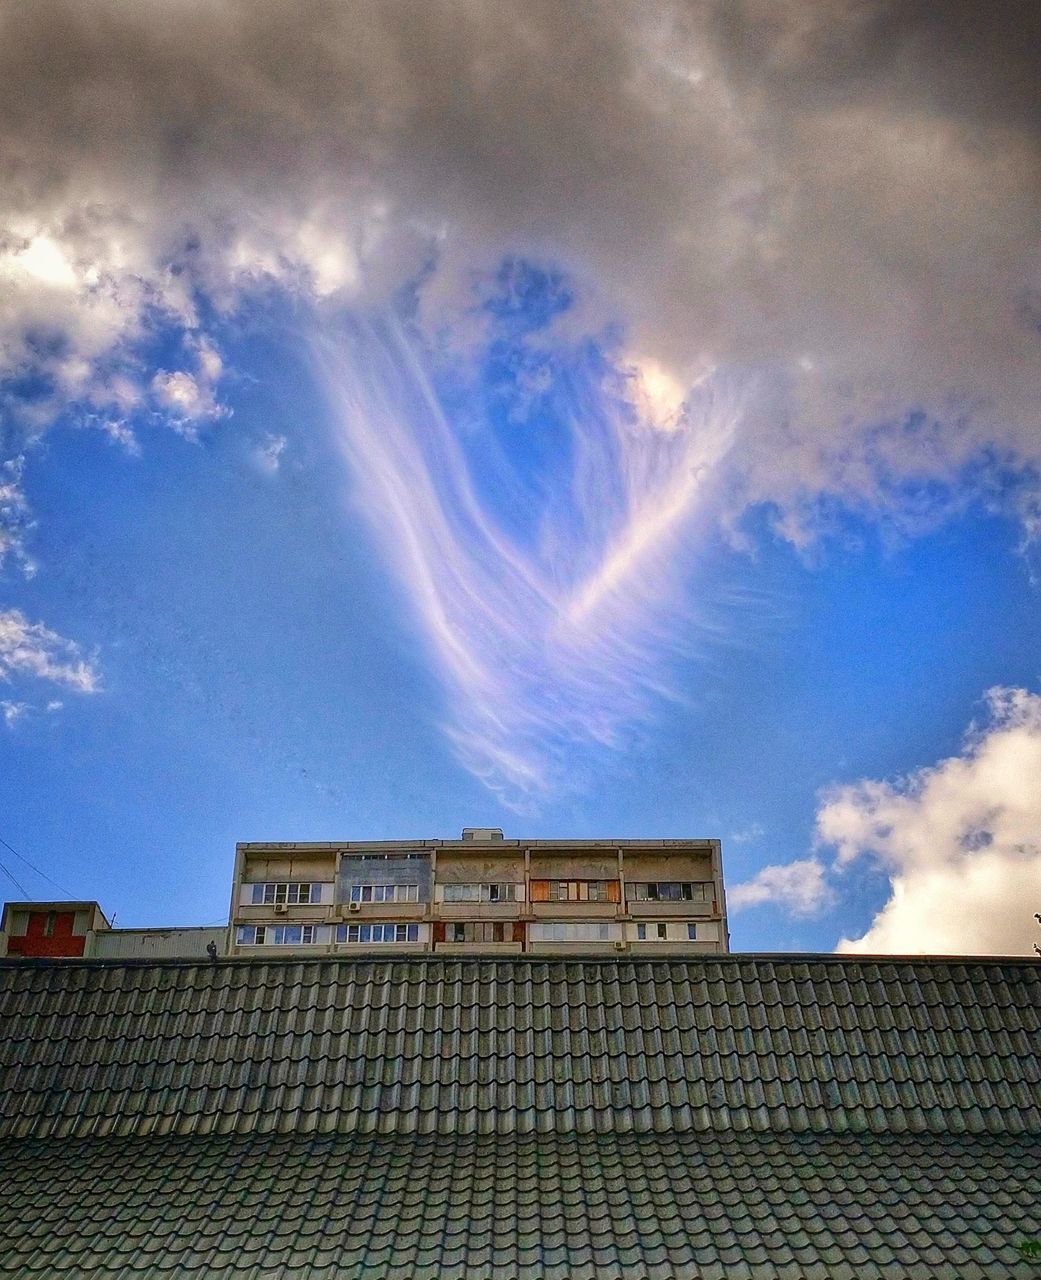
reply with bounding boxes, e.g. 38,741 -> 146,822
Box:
0,0 -> 1038,539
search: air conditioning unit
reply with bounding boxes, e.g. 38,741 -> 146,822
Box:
274,903 -> 289,915
613,941 -> 627,951
348,902 -> 361,913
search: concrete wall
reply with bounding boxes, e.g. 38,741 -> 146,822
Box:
239,853 -> 336,881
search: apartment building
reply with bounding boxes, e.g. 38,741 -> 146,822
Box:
230,828 -> 729,955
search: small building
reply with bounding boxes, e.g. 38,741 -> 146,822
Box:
0,900 -> 110,958
0,900 -> 225,961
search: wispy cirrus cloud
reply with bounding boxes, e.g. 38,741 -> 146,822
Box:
315,311 -> 743,798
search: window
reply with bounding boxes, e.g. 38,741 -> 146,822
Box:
446,922 -> 509,943
250,882 -> 320,905
337,923 -> 420,944
532,880 -> 619,903
529,921 -> 621,942
629,881 -> 711,902
687,923 -> 698,941
341,852 -> 428,860
442,883 -> 521,903
635,923 -> 669,941
348,883 -> 419,903
237,924 -> 323,945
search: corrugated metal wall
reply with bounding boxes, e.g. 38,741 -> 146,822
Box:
93,929 -> 223,959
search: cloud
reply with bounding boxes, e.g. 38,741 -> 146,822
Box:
0,458 -> 34,574
2,694 -> 68,727
149,338 -> 224,435
820,687 -> 1041,955
316,313 -> 743,798
0,2 -> 1038,506
252,433 -> 287,476
0,609 -> 100,694
1,700 -> 29,727
729,858 -> 834,916
2,2 -> 1041,782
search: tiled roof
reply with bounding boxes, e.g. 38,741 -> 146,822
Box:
2,954 -> 1039,1140
5,1131 -> 1039,1280
2,954 -> 1040,1277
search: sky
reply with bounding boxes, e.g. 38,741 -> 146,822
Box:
0,1 -> 1040,954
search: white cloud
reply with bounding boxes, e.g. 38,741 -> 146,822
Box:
820,687 -> 1041,955
1,700 -> 29,727
0,458 -> 34,574
0,609 -> 100,694
252,433 -> 287,476
150,337 -> 224,434
729,859 -> 834,916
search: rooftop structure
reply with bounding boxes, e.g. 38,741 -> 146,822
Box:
1,952 -> 1038,1276
0,899 -> 225,961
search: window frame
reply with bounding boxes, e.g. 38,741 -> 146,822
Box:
250,881 -> 320,906
630,881 -> 711,903
442,882 -> 520,903
446,921 -> 508,943
339,923 -> 420,944
347,883 -> 420,904
541,880 -> 616,903
237,923 -> 323,945
529,921 -> 621,942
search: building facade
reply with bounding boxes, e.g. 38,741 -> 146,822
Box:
0,830 -> 729,958
229,828 -> 729,956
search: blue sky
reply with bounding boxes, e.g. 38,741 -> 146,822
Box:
1,2 -> 1040,953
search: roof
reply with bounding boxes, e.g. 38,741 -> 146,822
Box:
1,898 -> 109,922
2,954 -> 1039,1278
236,836 -> 719,851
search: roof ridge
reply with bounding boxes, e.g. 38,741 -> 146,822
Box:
1,950 -> 1038,971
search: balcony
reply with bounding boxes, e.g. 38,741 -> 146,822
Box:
333,901 -> 428,921
434,941 -> 523,954
235,903 -> 331,923
625,899 -> 717,918
527,940 -> 626,954
628,938 -> 722,953
530,901 -> 622,919
435,901 -> 522,919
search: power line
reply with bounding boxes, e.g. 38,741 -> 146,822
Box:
0,832 -> 76,898
0,856 -> 30,899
